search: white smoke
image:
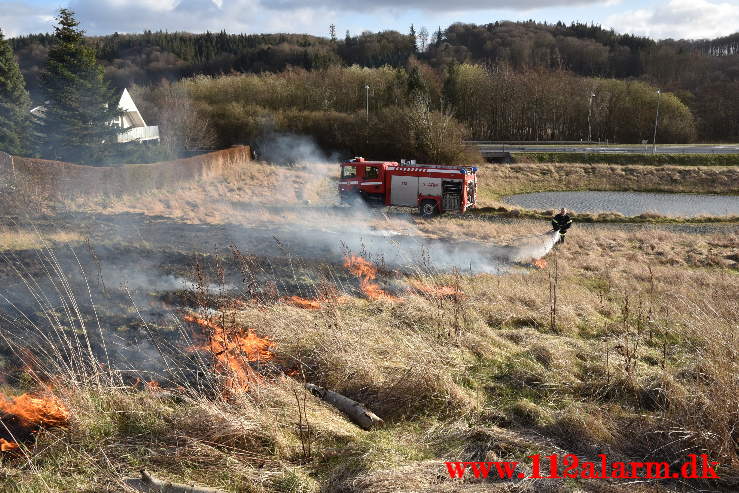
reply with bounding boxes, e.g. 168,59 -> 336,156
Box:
224,209 -> 560,275
331,224 -> 560,273
507,230 -> 561,263
256,132 -> 340,166
228,132 -> 561,274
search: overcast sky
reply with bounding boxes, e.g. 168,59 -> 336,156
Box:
1,0 -> 737,40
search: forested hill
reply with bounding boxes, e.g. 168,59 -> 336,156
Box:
9,30 -> 409,93
11,22 -> 738,90
433,23 -> 739,78
8,21 -> 739,142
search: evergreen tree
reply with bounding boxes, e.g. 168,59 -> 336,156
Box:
434,27 -> 443,45
442,61 -> 459,108
409,24 -> 417,53
0,29 -> 31,155
406,65 -> 427,98
40,9 -> 121,164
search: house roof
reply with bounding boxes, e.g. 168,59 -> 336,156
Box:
30,105 -> 46,117
29,88 -> 148,128
119,88 -> 147,128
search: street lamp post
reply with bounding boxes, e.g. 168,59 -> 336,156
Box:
587,91 -> 595,143
365,84 -> 370,146
652,89 -> 661,154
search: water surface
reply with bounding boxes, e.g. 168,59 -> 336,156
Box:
503,191 -> 739,217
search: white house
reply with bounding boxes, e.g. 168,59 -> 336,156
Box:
30,88 -> 160,144
115,88 -> 159,143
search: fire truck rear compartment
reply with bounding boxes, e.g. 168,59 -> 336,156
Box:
442,180 -> 462,212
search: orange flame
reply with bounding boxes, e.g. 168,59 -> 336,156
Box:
343,256 -> 400,301
184,314 -> 274,392
408,279 -> 463,298
283,293 -> 353,309
283,296 -> 322,310
0,393 -> 69,428
0,393 -> 70,452
0,438 -> 19,452
533,259 -> 548,269
227,298 -> 252,310
131,378 -> 162,390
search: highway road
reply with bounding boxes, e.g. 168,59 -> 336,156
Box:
471,143 -> 739,155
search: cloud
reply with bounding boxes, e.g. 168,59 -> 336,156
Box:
4,0 -> 735,40
267,0 -> 606,11
68,0 -> 256,34
58,0 -> 345,36
0,2 -> 55,37
261,6 -> 338,34
606,0 -> 739,40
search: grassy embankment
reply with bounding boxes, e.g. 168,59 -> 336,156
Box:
0,156 -> 737,492
473,161 -> 739,223
0,146 -> 254,216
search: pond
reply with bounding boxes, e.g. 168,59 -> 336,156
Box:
502,191 -> 739,217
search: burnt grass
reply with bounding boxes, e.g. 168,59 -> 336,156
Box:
0,211 -> 402,391
1,204 -> 737,492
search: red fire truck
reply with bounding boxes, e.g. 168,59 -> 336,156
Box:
339,157 -> 478,217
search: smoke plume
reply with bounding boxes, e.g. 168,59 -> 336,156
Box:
255,132 -> 340,166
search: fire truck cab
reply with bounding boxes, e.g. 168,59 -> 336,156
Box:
339,157 -> 477,217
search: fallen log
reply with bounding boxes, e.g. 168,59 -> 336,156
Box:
124,470 -> 226,493
304,383 -> 383,430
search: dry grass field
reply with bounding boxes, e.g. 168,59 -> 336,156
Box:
0,147 -> 253,215
0,155 -> 736,492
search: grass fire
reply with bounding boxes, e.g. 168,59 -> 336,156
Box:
343,255 -> 402,301
0,393 -> 70,452
0,146 -> 736,492
0,1 -> 737,488
283,296 -> 323,310
185,314 -> 275,393
407,279 -> 464,298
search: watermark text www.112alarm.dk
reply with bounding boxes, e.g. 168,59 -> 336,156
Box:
445,454 -> 719,480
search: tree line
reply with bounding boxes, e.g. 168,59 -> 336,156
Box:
9,29 -> 411,96
429,22 -> 737,141
128,63 -> 693,166
1,11 -> 737,166
10,22 -> 735,86
8,20 -> 739,143
443,65 -> 695,143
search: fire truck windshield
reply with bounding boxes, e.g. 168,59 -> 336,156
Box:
342,166 -> 357,178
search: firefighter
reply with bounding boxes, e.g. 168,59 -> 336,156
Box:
551,208 -> 573,244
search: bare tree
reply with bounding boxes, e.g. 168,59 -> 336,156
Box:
406,94 -> 470,163
157,83 -> 217,157
418,26 -> 429,52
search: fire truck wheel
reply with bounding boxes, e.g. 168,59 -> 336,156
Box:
420,199 -> 439,218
